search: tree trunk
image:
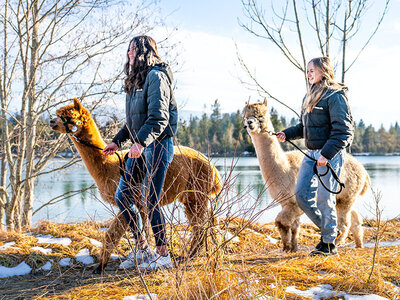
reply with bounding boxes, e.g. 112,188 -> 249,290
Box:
0,154 -> 6,230
325,0 -> 330,56
341,10 -> 347,83
22,0 -> 39,229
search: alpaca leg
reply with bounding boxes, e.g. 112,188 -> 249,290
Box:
94,213 -> 128,274
336,206 -> 351,246
350,209 -> 364,248
275,210 -> 292,252
289,217 -> 300,252
184,194 -> 209,257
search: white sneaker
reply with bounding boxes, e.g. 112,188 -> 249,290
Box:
138,253 -> 172,271
119,247 -> 158,269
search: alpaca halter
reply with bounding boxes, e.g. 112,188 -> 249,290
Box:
59,116 -> 82,133
59,115 -> 127,180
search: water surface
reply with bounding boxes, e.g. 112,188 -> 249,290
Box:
33,155 -> 400,225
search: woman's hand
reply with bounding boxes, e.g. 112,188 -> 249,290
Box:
103,142 -> 119,155
276,132 -> 286,142
129,142 -> 144,158
317,155 -> 328,167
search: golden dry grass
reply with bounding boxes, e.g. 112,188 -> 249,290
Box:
0,219 -> 399,299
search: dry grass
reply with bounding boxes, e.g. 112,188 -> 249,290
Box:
0,219 -> 399,299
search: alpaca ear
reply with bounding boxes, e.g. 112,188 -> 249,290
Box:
74,98 -> 82,111
263,97 -> 268,106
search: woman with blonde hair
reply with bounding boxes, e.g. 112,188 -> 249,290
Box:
276,57 -> 354,256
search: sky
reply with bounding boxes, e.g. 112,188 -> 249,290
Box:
148,0 -> 400,129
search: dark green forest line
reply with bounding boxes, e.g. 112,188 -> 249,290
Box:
176,100 -> 400,156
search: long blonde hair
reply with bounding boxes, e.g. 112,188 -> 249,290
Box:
303,57 -> 346,113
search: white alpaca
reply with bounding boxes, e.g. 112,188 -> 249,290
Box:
243,99 -> 369,251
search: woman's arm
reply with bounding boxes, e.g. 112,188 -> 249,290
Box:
320,92 -> 354,160
111,124 -> 130,148
136,70 -> 170,147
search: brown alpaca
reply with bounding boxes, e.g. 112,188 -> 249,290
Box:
242,99 -> 369,252
50,98 -> 222,272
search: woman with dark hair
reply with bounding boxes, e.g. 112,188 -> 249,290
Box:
276,57 -> 354,256
103,36 -> 177,270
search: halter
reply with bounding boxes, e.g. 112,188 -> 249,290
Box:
59,116 -> 127,180
244,115 -> 345,195
59,116 -> 82,134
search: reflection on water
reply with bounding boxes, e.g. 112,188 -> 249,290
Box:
33,156 -> 400,225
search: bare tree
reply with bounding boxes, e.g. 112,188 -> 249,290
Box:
238,0 -> 390,98
0,0 -> 161,230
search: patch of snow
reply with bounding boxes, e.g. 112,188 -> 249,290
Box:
59,258 -> 72,267
123,294 -> 157,300
31,246 -> 52,255
384,281 -> 400,293
24,232 -> 34,235
344,295 -> 388,299
110,254 -> 122,260
248,229 -> 263,236
265,235 -> 279,244
75,248 -> 94,265
0,241 -> 17,251
0,261 -> 32,278
98,227 -> 108,232
38,260 -> 52,271
346,240 -> 400,248
318,270 -> 328,275
89,238 -> 102,247
36,234 -> 72,246
285,284 -> 389,300
217,229 -> 240,243
286,285 -> 344,299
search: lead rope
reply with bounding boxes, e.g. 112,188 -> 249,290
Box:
265,129 -> 345,195
71,135 -> 128,181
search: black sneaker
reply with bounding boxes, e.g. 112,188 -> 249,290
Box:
315,237 -> 323,251
310,242 -> 338,256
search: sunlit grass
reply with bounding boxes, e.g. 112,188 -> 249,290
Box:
1,219 -> 399,299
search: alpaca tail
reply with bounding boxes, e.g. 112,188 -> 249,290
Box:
210,162 -> 223,197
359,173 -> 371,197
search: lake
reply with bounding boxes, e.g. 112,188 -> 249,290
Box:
32,155 -> 400,225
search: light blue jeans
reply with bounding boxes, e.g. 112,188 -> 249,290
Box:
295,149 -> 344,244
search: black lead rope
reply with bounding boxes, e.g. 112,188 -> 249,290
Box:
71,135 -> 128,181
267,130 -> 345,195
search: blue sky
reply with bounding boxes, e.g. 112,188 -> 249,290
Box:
151,0 -> 400,129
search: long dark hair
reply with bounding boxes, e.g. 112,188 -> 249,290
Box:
124,36 -> 163,93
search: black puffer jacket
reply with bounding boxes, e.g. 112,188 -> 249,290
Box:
112,64 -> 178,148
282,89 -> 353,160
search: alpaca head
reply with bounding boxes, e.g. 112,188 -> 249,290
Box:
50,98 -> 91,136
242,98 -> 270,134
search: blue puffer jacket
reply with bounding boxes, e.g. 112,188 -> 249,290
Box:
112,64 -> 178,148
282,89 -> 354,160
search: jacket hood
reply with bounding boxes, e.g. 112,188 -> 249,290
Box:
323,86 -> 348,100
152,63 -> 174,84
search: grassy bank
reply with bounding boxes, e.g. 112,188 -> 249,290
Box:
1,219 -> 400,299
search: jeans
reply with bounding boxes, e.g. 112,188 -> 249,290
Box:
114,138 -> 174,247
295,149 -> 344,244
